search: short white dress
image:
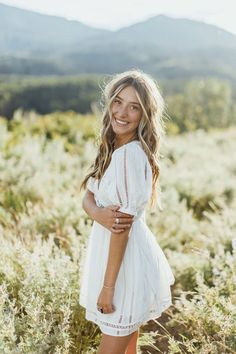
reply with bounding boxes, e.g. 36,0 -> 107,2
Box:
79,140 -> 175,336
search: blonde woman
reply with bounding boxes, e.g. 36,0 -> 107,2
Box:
79,69 -> 175,354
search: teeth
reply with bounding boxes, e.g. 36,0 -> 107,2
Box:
115,119 -> 128,125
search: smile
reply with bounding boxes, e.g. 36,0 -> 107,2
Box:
114,118 -> 129,127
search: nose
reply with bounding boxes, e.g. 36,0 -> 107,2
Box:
117,105 -> 128,118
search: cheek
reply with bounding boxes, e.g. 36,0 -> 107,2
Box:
131,112 -> 142,125
111,103 -> 117,113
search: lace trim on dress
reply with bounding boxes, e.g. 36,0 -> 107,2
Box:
124,148 -> 129,208
116,186 -> 122,205
115,147 -> 129,209
97,318 -> 141,330
87,299 -> 172,330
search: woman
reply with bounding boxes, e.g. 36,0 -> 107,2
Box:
79,69 -> 175,354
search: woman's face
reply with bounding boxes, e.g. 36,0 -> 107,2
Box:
111,85 -> 142,142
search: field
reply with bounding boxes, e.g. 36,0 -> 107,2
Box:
0,111 -> 235,353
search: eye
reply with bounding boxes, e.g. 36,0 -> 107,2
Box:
130,105 -> 139,111
114,98 -> 121,104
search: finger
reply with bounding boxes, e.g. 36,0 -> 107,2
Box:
103,306 -> 109,314
106,306 -> 113,314
119,223 -> 132,228
112,223 -> 131,229
114,219 -> 132,225
114,213 -> 134,220
114,225 -> 131,230
111,225 -> 127,231
110,227 -> 124,234
115,212 -> 133,218
108,205 -> 121,211
113,218 -> 134,225
117,210 -> 134,217
111,227 -> 125,233
109,306 -> 114,313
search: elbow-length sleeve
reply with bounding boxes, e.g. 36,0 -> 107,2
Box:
111,144 -> 152,217
87,176 -> 96,194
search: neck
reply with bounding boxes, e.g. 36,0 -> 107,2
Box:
114,135 -> 138,149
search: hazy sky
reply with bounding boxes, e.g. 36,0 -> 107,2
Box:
1,0 -> 236,35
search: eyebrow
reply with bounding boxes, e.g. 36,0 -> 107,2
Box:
116,95 -> 141,106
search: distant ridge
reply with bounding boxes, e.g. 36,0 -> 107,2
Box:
0,2 -> 236,80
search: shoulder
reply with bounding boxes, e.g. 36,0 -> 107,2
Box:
112,141 -> 147,161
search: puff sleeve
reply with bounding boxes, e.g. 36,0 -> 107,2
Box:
87,176 -> 96,194
111,144 -> 152,217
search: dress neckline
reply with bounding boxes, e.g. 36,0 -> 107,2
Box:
113,140 -> 141,153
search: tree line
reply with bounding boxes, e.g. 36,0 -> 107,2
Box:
0,75 -> 235,133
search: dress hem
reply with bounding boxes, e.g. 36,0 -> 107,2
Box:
82,297 -> 173,337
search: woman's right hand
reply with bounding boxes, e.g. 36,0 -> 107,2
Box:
95,205 -> 134,233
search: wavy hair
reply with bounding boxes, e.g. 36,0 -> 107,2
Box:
80,69 -> 166,210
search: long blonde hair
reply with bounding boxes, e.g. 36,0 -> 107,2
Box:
80,69 -> 166,210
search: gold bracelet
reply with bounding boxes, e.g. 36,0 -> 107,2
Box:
103,285 -> 115,289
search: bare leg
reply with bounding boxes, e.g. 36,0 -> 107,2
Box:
125,329 -> 139,354
96,330 -> 138,354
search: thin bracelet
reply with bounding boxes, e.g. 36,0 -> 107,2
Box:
103,285 -> 115,289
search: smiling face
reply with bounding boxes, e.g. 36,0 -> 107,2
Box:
111,85 -> 143,146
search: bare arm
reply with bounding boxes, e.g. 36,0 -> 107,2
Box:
82,190 -> 134,233
103,227 -> 131,287
82,190 -> 100,221
82,190 -> 133,287
96,225 -> 132,314
96,219 -> 132,314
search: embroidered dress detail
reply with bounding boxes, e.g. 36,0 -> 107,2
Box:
124,149 -> 129,208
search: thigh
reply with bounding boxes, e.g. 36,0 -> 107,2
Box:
96,330 -> 137,354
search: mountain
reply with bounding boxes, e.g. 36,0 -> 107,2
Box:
0,3 -> 236,80
0,3 -> 108,54
112,15 -> 236,51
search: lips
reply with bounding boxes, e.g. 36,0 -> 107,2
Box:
114,118 -> 129,127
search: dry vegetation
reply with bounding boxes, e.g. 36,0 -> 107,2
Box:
0,111 -> 235,353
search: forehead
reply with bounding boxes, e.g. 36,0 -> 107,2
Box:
117,86 -> 139,102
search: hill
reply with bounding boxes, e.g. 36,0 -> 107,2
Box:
0,3 -> 236,80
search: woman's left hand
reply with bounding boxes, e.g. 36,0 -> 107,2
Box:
97,287 -> 116,314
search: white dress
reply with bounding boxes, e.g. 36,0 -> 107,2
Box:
79,140 -> 175,336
